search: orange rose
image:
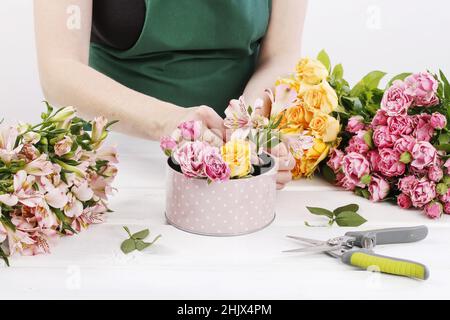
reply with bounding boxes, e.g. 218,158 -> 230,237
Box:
279,104 -> 314,134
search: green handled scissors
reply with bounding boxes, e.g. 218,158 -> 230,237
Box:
284,225 -> 430,280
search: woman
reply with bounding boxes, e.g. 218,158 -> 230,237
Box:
34,0 -> 307,189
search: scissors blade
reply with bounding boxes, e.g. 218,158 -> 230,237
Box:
283,244 -> 342,254
286,235 -> 326,246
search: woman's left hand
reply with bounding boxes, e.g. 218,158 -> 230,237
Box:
269,142 -> 296,190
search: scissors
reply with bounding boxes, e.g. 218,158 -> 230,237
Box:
284,225 -> 430,280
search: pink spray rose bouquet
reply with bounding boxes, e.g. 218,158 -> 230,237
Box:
323,69 -> 450,219
0,103 -> 118,265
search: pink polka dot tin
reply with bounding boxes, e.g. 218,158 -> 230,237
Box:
165,156 -> 277,236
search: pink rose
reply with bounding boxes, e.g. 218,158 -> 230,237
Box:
412,114 -> 434,142
413,114 -> 434,141
327,149 -> 344,173
398,175 -> 418,194
444,159 -> 450,175
160,136 -> 178,154
173,141 -> 208,178
368,175 -> 390,202
342,152 -> 371,187
346,116 -> 365,133
373,126 -> 395,148
387,116 -> 413,136
336,173 -> 357,191
410,178 -> 436,208
428,166 -> 443,183
203,149 -> 230,182
372,110 -> 388,127
178,120 -> 202,141
345,134 -> 370,155
405,72 -> 439,107
444,202 -> 450,215
430,112 -> 447,130
366,150 -> 380,172
411,141 -> 437,170
424,202 -> 443,219
381,81 -> 413,116
378,148 -> 405,177
397,193 -> 412,209
393,136 -> 416,154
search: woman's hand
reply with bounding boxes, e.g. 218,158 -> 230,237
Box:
269,142 -> 296,190
163,105 -> 225,146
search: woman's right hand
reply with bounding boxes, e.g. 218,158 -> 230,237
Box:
163,105 -> 225,145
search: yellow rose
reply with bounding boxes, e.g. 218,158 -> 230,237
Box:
296,58 -> 329,85
291,139 -> 330,179
275,76 -> 301,92
299,81 -> 338,114
309,113 -> 340,143
221,139 -> 251,178
278,104 -> 314,134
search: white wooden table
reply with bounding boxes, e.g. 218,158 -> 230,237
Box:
1,133 -> 449,300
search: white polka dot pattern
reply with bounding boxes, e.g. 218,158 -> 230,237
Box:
165,165 -> 277,236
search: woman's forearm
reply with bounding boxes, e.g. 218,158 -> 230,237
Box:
39,58 -> 184,140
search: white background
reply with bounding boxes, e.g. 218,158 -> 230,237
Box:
1,1 -> 449,299
1,0 -> 449,123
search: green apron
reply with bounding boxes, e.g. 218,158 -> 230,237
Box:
89,0 -> 271,115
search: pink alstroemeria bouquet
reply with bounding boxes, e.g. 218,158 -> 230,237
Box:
0,103 -> 118,265
324,69 -> 450,219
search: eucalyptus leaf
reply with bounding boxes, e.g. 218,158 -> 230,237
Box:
321,165 -> 337,184
132,229 -> 150,240
333,204 -> 359,216
120,239 -> 136,254
335,211 -> 367,227
306,207 -> 334,219
135,240 -> 151,251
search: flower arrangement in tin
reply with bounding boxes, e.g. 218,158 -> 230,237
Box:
160,51 -> 343,182
0,103 -> 118,265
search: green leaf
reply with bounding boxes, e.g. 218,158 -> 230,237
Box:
350,71 -> 387,96
136,235 -> 162,251
360,174 -> 372,185
120,239 -> 136,254
135,240 -> 151,251
335,211 -> 367,227
321,165 -> 337,184
306,207 -> 334,219
105,120 -> 119,130
363,130 -> 374,149
317,50 -> 331,73
333,204 -> 359,216
399,151 -> 412,164
332,64 -> 344,81
53,208 -> 76,234
132,229 -> 150,240
440,70 -> 450,100
123,226 -> 132,237
387,73 -> 412,88
436,144 -> 450,152
0,247 -> 9,267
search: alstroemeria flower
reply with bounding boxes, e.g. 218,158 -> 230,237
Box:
0,126 -> 21,163
91,116 -> 108,148
13,170 -> 42,208
72,179 -> 94,202
45,187 -> 69,209
64,193 -> 84,218
24,154 -> 53,176
54,136 -> 73,157
266,84 -> 298,116
284,132 -> 315,159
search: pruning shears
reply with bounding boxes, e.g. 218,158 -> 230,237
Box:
284,226 -> 430,280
